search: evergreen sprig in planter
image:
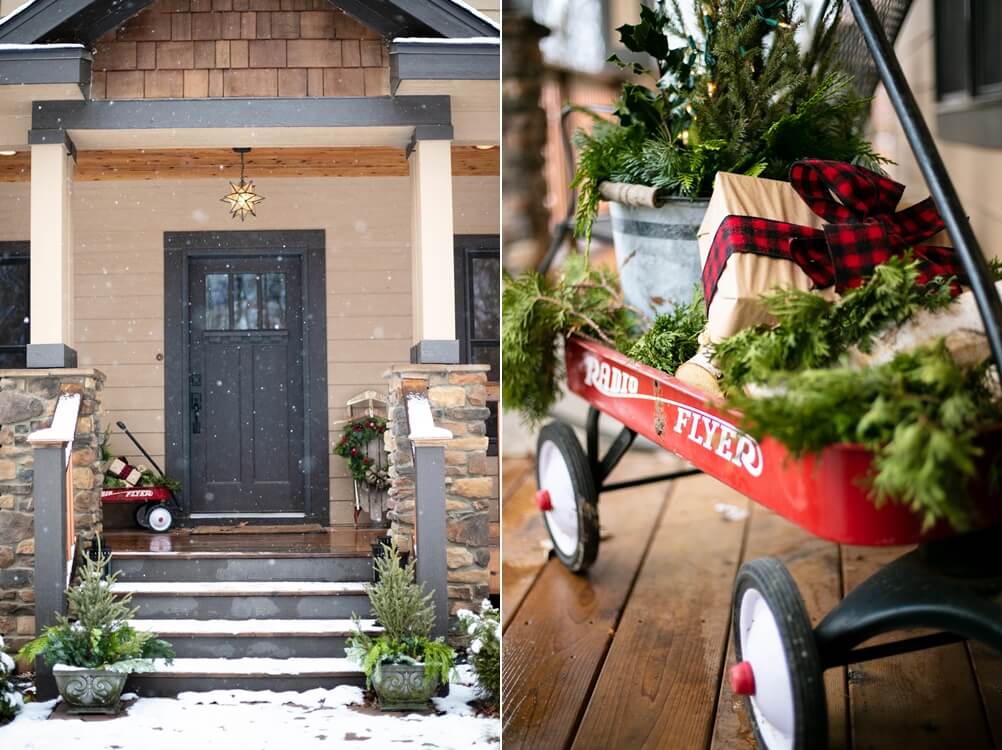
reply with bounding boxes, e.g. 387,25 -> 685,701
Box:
572,1 -> 885,312
19,539 -> 174,715
345,540 -> 455,711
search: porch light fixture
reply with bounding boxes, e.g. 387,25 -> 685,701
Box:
220,147 -> 264,221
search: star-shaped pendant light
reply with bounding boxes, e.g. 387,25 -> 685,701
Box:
221,147 -> 264,221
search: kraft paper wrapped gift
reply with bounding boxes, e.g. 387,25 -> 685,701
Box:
673,163 -> 956,396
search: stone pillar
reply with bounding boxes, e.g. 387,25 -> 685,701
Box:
29,140 -> 76,368
0,369 -> 105,655
408,138 -> 459,364
384,363 -> 492,634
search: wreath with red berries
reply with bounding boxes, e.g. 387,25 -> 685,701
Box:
333,415 -> 388,487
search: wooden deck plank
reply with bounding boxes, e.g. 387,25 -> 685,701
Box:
843,546 -> 995,749
501,464 -> 670,750
501,458 -> 550,629
571,475 -> 749,750
969,643 -> 1002,748
709,506 -> 848,750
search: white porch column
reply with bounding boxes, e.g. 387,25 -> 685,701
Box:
408,137 -> 459,364
29,140 -> 76,368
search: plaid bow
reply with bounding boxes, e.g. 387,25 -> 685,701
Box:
702,160 -> 965,307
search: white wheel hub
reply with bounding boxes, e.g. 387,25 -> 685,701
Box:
537,440 -> 579,558
738,588 -> 796,750
146,506 -> 172,532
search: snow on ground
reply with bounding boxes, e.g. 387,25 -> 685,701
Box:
0,666 -> 499,750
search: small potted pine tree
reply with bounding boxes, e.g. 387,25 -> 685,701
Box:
345,540 -> 455,711
19,539 -> 174,715
458,599 -> 501,713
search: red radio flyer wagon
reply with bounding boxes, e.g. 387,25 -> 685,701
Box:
531,3 -> 1002,749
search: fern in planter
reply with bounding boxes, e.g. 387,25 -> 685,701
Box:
573,0 -> 886,239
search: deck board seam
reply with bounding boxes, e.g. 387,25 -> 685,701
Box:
566,477 -> 677,750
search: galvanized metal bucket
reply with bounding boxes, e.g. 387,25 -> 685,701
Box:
608,198 -> 709,319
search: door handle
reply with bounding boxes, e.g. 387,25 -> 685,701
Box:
191,392 -> 202,434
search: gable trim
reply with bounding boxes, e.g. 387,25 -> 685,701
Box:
0,0 -> 497,45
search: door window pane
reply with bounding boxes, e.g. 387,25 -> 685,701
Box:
975,0 -> 1002,89
471,256 -> 500,339
935,0 -> 968,96
205,273 -> 229,330
233,273 -> 259,330
262,273 -> 287,330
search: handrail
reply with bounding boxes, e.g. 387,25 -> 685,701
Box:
847,0 -> 1002,374
27,391 -> 81,700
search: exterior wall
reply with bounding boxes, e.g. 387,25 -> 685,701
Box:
90,0 -> 390,99
870,0 -> 1002,259
467,0 -> 500,24
0,369 -> 105,653
0,172 -> 497,525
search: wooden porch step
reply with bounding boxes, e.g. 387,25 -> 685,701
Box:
111,581 -> 368,596
129,618 -> 380,659
110,553 -> 373,583
129,618 -> 379,636
126,657 -> 366,696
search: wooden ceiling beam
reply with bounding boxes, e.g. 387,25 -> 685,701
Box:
0,145 -> 499,182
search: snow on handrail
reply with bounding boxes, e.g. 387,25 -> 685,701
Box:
28,392 -> 81,465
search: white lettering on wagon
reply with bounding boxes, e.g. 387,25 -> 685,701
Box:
582,353 -> 764,478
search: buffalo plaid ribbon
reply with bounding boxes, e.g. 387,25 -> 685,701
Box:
702,160 -> 966,306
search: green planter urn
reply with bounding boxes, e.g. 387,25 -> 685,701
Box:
52,665 -> 128,715
372,663 -> 438,711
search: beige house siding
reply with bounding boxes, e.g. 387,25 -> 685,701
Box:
870,0 -> 1002,259
467,0 -> 500,24
89,0 -> 390,99
0,172 -> 497,525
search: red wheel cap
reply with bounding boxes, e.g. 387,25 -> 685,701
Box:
535,489 -> 553,512
730,661 -> 756,695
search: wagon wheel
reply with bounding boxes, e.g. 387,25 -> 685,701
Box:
145,503 -> 174,533
730,558 -> 828,750
135,503 -> 151,529
535,421 -> 599,573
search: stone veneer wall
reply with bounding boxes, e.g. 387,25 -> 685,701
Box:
0,370 -> 105,654
90,0 -> 389,99
384,364 -> 493,632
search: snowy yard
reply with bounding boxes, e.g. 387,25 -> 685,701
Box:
0,666 -> 500,750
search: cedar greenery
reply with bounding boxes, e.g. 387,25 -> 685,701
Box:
573,0 -> 886,240
711,256 -> 1002,530
502,254 -> 640,424
19,541 -> 174,671
345,540 -> 455,690
627,287 -> 707,373
713,255 -> 956,392
726,342 -> 996,530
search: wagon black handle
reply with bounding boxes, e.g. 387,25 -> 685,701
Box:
847,0 -> 1002,374
115,420 -> 165,477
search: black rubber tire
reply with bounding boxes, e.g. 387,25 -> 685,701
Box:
135,503 -> 151,529
535,420 -> 599,574
732,557 -> 828,750
145,503 -> 174,533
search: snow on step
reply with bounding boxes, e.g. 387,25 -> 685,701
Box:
143,657 -> 362,676
129,618 -> 380,636
111,581 -> 367,596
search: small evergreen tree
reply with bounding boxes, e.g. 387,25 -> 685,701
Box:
0,635 -> 22,725
458,600 -> 501,712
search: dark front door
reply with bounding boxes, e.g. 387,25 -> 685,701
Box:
187,256 -> 305,515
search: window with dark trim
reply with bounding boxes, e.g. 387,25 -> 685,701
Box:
934,0 -> 1002,148
454,235 -> 500,456
0,242 -> 29,369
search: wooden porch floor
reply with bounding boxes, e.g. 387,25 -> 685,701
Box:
502,453 -> 1002,750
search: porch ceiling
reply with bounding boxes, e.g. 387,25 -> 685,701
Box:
29,95 -> 453,150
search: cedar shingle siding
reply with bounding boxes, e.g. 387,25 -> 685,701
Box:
91,0 -> 389,99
